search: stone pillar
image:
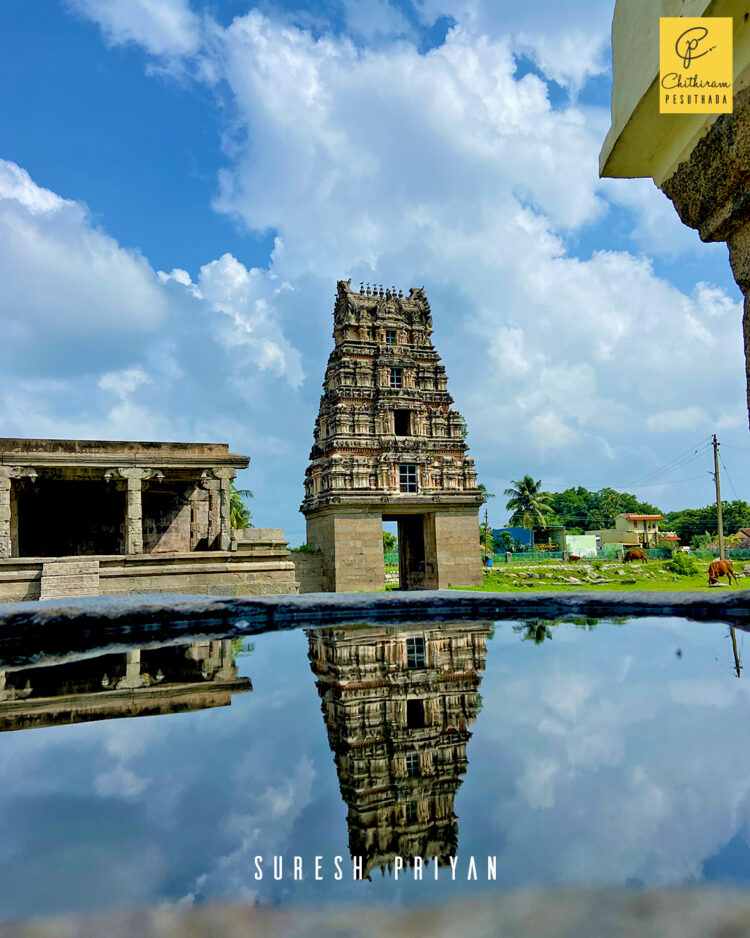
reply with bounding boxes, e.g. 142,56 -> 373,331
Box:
0,467 -> 34,559
106,468 -> 164,555
208,485 -> 220,548
215,468 -> 235,551
116,649 -> 150,689
125,471 -> 145,555
0,468 -> 13,560
216,639 -> 237,682
201,474 -> 220,549
201,469 -> 235,550
660,86 -> 750,426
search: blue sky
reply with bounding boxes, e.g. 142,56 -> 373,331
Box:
1,0 -> 747,542
2,619 -> 750,915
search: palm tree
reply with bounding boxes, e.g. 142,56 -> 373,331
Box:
230,483 -> 254,529
513,621 -> 555,645
504,475 -> 553,529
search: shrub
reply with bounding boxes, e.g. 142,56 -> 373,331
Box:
667,551 -> 701,577
290,543 -> 319,553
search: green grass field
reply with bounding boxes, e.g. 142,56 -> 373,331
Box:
449,558 -> 746,593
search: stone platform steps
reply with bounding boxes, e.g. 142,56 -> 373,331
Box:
40,559 -> 100,600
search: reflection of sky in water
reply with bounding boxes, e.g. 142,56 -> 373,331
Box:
0,617 -> 749,918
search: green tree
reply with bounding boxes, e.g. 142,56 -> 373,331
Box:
690,530 -> 714,549
383,531 -> 398,553
504,476 -> 553,529
230,483 -> 254,529
665,500 -> 750,542
513,620 -> 555,644
493,531 -> 522,553
544,486 -> 661,532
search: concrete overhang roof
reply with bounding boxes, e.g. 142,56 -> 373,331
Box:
599,0 -> 750,184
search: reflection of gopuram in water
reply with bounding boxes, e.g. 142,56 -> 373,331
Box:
0,640 -> 251,731
308,622 -> 490,877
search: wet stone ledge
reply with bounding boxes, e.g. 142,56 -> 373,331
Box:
0,589 -> 748,670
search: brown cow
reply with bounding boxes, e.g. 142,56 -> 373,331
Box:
624,549 -> 646,562
568,555 -> 581,562
708,559 -> 740,586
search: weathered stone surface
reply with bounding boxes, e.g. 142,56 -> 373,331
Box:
0,552 -> 298,606
660,86 -> 750,426
290,551 -> 325,593
39,560 -> 99,576
0,589 -> 749,671
40,560 -> 100,600
300,280 -> 484,592
7,889 -> 750,937
0,439 -> 301,598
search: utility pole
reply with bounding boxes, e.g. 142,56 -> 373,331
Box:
731,626 -> 742,678
484,508 -> 490,556
713,434 -> 725,560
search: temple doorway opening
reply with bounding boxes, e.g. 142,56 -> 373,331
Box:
383,520 -> 398,590
16,476 -> 124,557
383,512 -> 439,591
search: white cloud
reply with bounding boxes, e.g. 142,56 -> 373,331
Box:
342,0 -> 414,43
413,0 -> 613,92
98,367 -> 152,400
65,0 -> 201,57
0,159 -> 308,524
17,1 -> 750,527
518,29 -> 609,97
0,159 -> 169,353
162,254 -> 304,386
475,626 -> 750,888
646,407 -> 708,434
206,10 -> 743,475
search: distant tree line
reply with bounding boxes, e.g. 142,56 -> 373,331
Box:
543,486 -> 661,534
663,501 -> 750,544
490,476 -> 750,550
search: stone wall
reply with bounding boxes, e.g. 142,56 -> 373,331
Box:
289,551 -> 325,593
306,510 -> 385,592
432,509 -> 482,588
0,530 -> 300,603
142,485 -> 194,553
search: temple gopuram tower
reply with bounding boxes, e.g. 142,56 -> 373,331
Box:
301,280 -> 484,591
307,622 -> 490,878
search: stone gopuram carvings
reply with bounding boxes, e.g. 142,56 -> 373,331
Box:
300,281 -> 484,591
308,622 -> 490,877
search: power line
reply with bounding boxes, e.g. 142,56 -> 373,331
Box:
622,436 -> 711,488
624,438 -> 712,490
629,474 -> 708,488
480,435 -> 725,502
719,451 -> 741,502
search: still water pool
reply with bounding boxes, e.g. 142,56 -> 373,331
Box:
0,615 -> 747,919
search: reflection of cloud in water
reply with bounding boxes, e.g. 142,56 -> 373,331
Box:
0,620 -> 749,915
466,618 -> 750,888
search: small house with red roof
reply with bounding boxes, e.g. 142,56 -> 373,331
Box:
614,512 -> 672,548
